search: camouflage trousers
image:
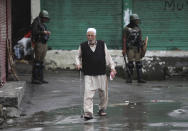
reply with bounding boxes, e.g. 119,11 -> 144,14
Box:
34,42 -> 47,62
127,46 -> 142,62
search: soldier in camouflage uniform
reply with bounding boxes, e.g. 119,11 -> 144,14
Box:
31,10 -> 51,84
122,14 -> 146,83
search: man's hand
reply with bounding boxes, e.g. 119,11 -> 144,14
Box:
110,69 -> 117,80
44,31 -> 51,35
111,69 -> 117,75
76,65 -> 82,70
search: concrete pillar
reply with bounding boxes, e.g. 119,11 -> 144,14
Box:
31,0 -> 40,23
123,0 -> 132,27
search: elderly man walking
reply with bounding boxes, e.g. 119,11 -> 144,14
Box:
76,28 -> 116,120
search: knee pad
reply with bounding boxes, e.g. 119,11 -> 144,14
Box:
128,61 -> 134,69
136,61 -> 142,69
34,62 -> 40,67
34,61 -> 41,67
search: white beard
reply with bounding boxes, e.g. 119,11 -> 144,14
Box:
89,40 -> 96,44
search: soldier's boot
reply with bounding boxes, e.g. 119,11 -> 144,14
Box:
126,77 -> 132,83
39,62 -> 48,84
126,72 -> 132,83
126,61 -> 134,83
32,61 -> 42,84
136,61 -> 146,83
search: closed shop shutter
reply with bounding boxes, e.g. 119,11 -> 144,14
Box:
41,0 -> 122,50
0,0 -> 7,83
133,0 -> 188,50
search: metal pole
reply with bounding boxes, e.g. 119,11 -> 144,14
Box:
80,70 -> 83,117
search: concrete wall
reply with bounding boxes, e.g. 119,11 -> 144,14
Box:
45,50 -> 188,80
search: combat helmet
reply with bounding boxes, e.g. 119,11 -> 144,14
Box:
130,14 -> 139,21
39,10 -> 50,19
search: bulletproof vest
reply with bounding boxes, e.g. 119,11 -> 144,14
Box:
31,17 -> 49,43
81,40 -> 106,76
126,26 -> 141,47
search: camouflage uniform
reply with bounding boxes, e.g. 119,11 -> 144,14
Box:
31,10 -> 50,84
123,14 -> 146,83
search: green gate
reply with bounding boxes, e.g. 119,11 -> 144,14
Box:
133,0 -> 188,50
41,0 -> 122,50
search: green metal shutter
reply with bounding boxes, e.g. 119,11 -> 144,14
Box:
41,0 -> 122,50
133,0 -> 188,50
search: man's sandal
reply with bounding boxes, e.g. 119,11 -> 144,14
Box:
98,109 -> 107,116
83,112 -> 93,120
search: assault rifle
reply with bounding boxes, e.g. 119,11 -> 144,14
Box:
123,55 -> 131,79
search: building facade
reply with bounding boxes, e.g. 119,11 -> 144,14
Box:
0,0 -> 11,85
40,0 -> 188,50
1,0 -> 187,82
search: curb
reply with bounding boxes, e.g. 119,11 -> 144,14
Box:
0,81 -> 26,118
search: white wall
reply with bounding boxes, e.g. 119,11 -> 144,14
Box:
31,0 -> 40,23
45,50 -> 188,70
123,8 -> 132,27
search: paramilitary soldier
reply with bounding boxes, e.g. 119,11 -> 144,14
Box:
31,10 -> 51,84
122,14 -> 146,83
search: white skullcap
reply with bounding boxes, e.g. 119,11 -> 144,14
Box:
87,28 -> 96,35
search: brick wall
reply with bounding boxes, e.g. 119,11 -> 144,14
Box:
0,0 -> 11,86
